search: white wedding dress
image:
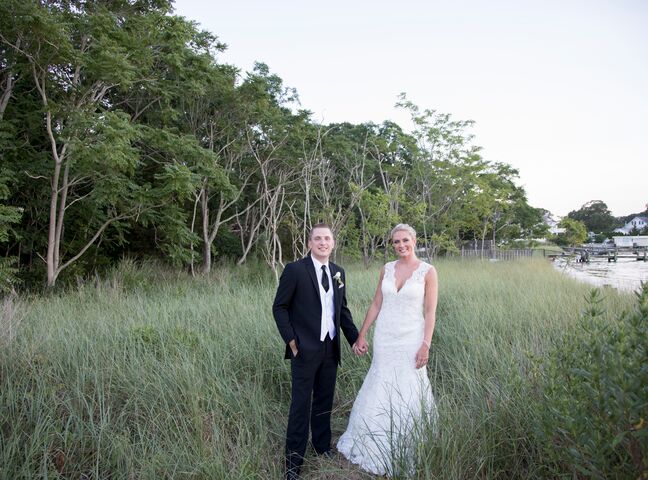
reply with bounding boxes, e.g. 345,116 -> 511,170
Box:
337,261 -> 437,477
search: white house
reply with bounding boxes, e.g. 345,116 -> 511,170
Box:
614,216 -> 648,235
543,211 -> 566,235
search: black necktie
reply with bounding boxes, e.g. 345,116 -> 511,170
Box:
321,265 -> 329,292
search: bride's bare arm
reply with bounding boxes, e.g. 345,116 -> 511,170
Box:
415,266 -> 438,368
353,266 -> 385,354
423,266 -> 438,346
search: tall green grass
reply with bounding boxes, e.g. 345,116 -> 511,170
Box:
0,259 -> 638,479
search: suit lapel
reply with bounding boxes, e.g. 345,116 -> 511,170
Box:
305,255 -> 322,302
330,263 -> 341,314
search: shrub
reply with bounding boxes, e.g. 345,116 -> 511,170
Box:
538,285 -> 648,478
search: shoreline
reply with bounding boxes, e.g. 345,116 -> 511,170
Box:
552,257 -> 648,292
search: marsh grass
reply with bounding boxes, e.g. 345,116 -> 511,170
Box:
0,259 -> 636,479
0,294 -> 22,348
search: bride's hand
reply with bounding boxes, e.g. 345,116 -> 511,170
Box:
415,342 -> 429,369
353,336 -> 369,356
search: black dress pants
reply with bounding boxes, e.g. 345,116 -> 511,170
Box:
285,335 -> 338,475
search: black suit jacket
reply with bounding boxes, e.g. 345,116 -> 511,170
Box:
272,255 -> 359,364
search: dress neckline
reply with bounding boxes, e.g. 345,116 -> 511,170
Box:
392,260 -> 424,293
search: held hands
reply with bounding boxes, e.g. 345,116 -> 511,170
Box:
415,341 -> 430,369
353,336 -> 369,356
291,338 -> 371,357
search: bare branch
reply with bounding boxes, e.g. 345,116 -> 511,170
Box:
56,208 -> 141,275
24,171 -> 48,181
64,191 -> 93,211
132,96 -> 162,121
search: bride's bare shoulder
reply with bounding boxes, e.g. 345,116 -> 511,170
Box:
423,263 -> 438,280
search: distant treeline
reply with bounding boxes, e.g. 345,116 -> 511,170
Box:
561,200 -> 648,246
0,0 -> 546,289
567,201 -> 647,234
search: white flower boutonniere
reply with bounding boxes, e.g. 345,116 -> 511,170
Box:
333,271 -> 344,288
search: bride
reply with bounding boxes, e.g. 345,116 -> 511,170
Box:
337,224 -> 438,476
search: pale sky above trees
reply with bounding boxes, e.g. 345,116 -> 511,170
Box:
174,0 -> 647,217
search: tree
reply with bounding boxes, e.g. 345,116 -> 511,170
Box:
0,1 -> 233,286
0,169 -> 22,292
356,188 -> 398,266
316,122 -> 376,257
567,200 -> 618,233
495,199 -> 548,245
0,3 -> 549,289
175,55 -> 242,273
2,2 -> 153,286
397,95 -> 491,254
557,218 -> 587,246
473,162 -> 519,252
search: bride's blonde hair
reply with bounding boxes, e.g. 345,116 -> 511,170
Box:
390,224 -> 417,241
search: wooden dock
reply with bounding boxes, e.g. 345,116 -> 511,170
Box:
544,246 -> 648,263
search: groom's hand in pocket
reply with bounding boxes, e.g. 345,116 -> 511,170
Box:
289,339 -> 298,357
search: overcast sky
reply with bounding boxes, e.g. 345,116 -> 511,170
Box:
173,0 -> 648,217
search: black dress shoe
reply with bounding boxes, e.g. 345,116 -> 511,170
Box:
285,468 -> 300,480
318,449 -> 335,459
285,452 -> 301,480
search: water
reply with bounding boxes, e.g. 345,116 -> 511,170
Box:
553,257 -> 648,292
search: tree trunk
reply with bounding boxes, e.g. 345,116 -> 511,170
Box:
189,191 -> 201,277
480,219 -> 489,259
0,39 -> 20,121
237,204 -> 264,265
0,72 -> 15,121
46,110 -> 63,288
202,240 -> 212,274
46,161 -> 61,287
200,186 -> 211,273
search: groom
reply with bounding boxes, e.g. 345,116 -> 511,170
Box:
273,223 -> 360,479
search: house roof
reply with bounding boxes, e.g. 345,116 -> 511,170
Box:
625,216 -> 648,225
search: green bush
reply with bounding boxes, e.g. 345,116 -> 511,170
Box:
538,285 -> 648,478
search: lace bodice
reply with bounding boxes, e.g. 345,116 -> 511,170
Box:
374,261 -> 432,350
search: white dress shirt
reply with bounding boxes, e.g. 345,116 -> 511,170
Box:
311,256 -> 336,341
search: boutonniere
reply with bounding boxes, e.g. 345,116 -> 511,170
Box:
333,271 -> 344,288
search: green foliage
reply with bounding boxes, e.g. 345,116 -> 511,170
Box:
0,257 -> 20,293
395,96 -> 542,253
593,232 -> 614,243
568,200 -> 619,233
556,217 -> 588,246
0,0 -> 546,287
428,233 -> 460,255
212,227 -> 243,258
0,169 -> 22,243
538,286 -> 648,478
509,199 -> 548,239
357,186 -> 399,259
0,169 -> 22,291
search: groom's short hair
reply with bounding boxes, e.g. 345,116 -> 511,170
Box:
309,222 -> 333,239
